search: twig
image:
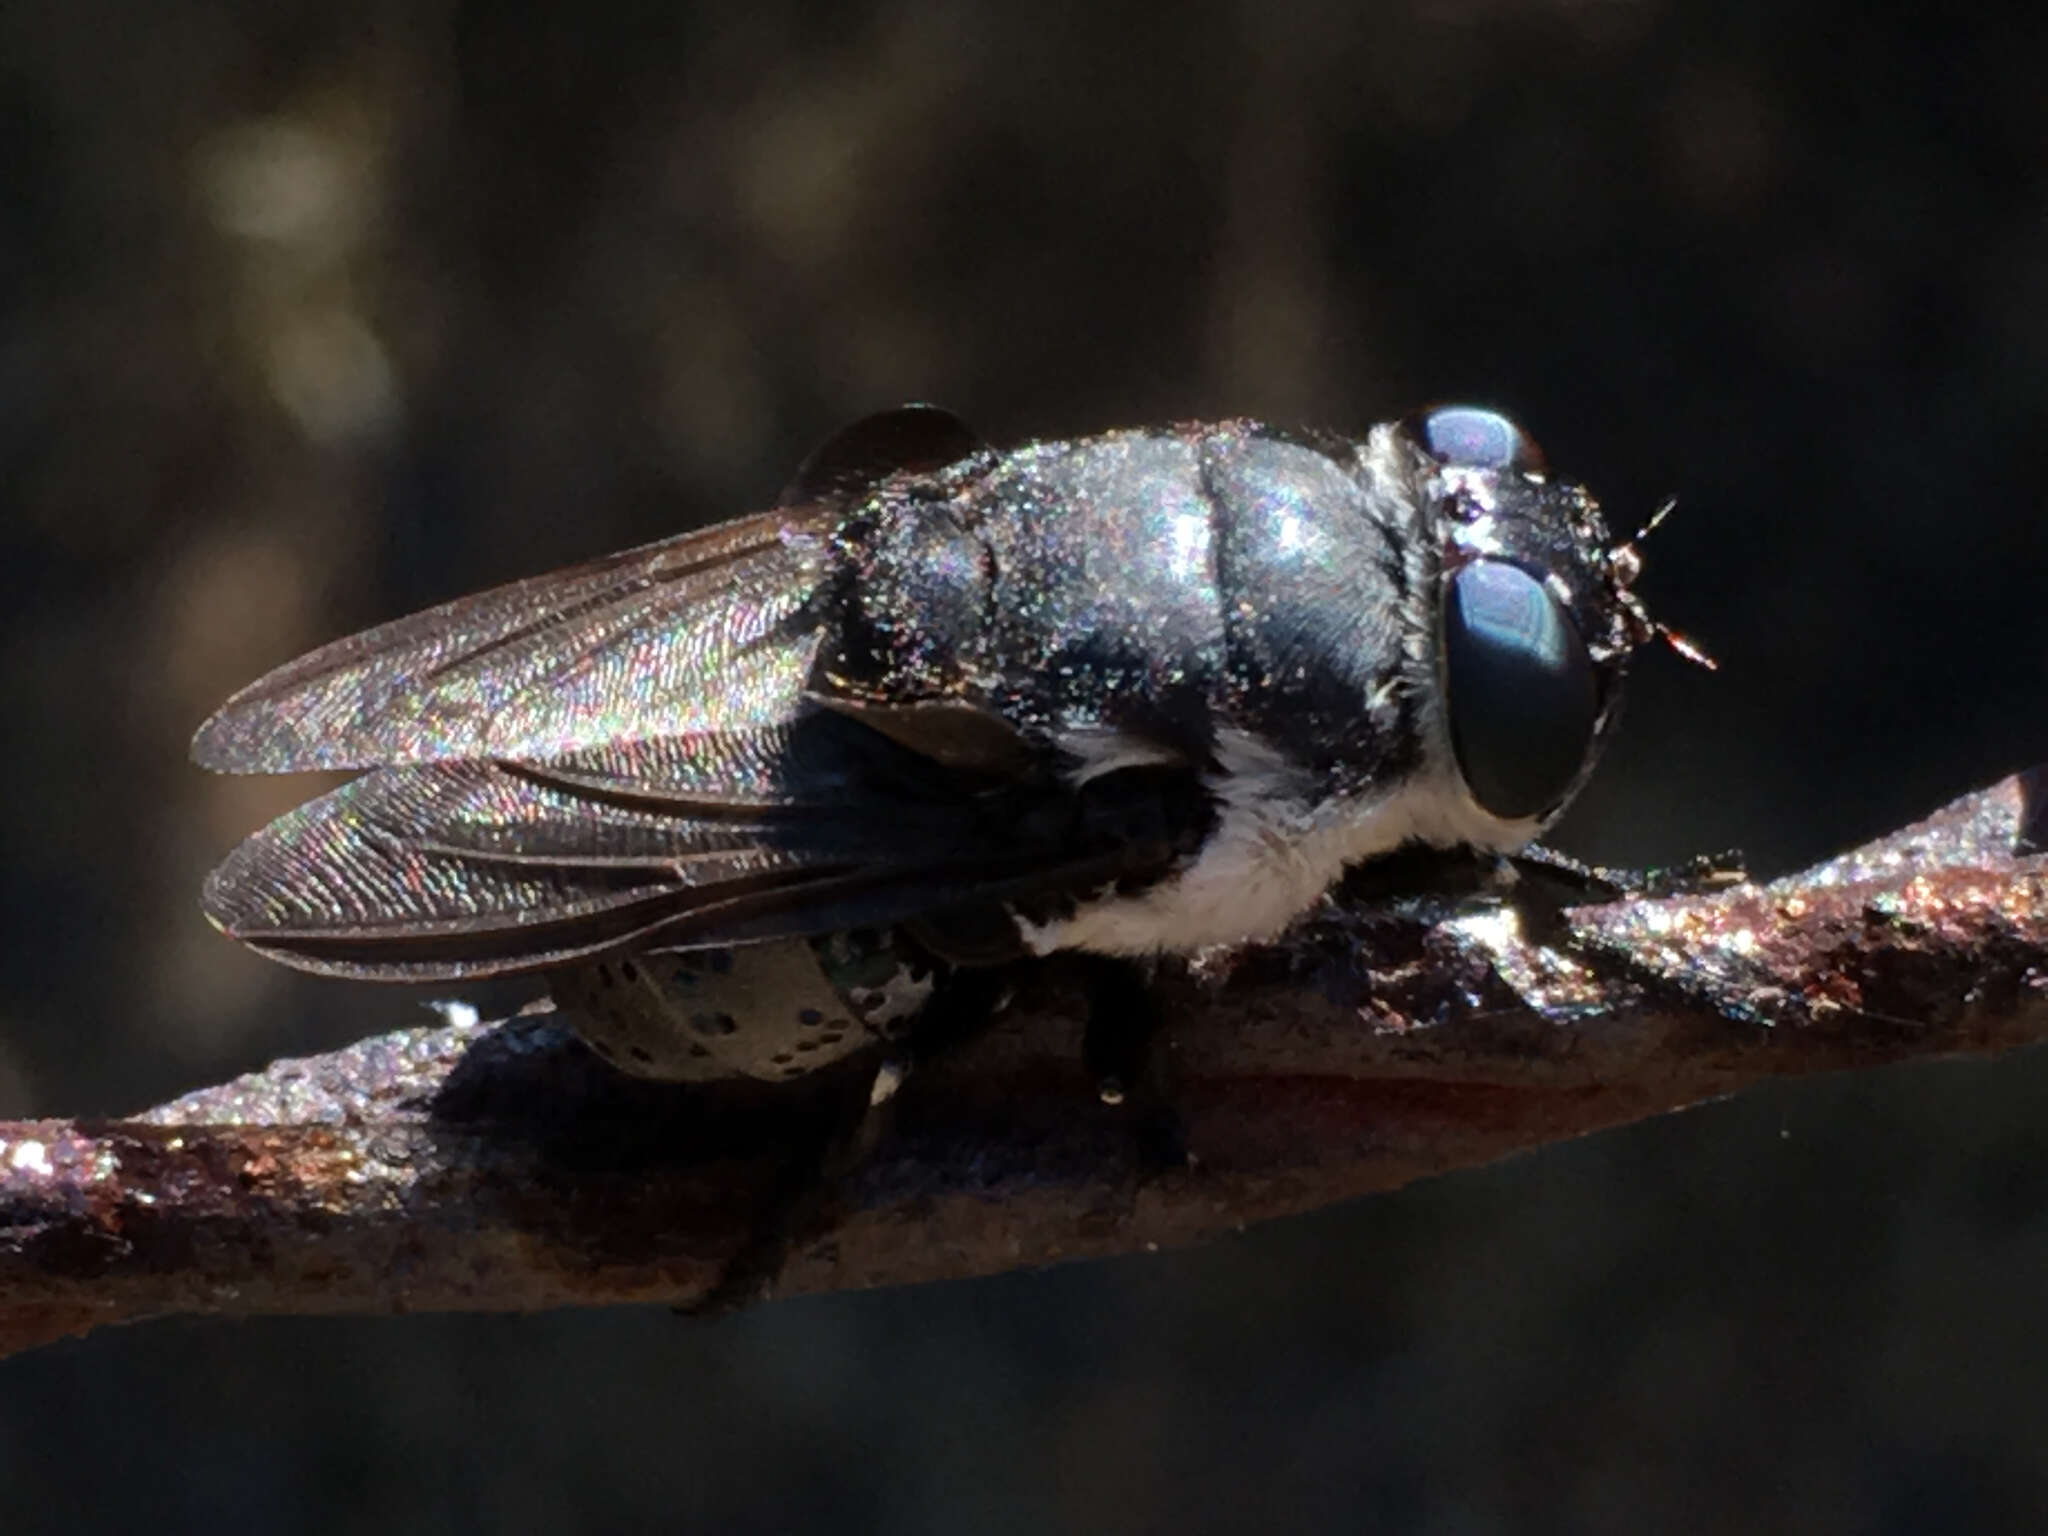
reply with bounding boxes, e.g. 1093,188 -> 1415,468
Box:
2,767 -> 2043,1357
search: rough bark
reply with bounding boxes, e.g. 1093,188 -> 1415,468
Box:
2,767 -> 2043,1358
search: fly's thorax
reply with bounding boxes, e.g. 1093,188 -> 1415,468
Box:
827,425 -> 1428,767
1200,425 -> 1421,788
980,431 -> 1226,715
818,429 -> 1236,754
550,929 -> 939,1083
820,478 -> 994,702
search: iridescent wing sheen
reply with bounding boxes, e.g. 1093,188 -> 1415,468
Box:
190,510 -> 829,773
200,722 -> 1160,981
196,470 -> 1200,981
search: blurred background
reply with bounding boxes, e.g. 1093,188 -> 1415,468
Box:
4,1 -> 2047,1530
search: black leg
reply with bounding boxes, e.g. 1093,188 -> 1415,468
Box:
681,1070 -> 869,1319
846,962 -> 1017,1160
1506,845 -> 1747,950
683,964 -> 1013,1318
1511,843 -> 1746,903
1076,954 -> 1187,1172
1077,954 -> 1159,1104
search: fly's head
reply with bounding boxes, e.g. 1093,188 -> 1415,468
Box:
1398,405 -> 1706,832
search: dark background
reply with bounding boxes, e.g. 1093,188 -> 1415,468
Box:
5,2 -> 2047,1531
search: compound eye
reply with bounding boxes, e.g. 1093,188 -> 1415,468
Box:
1412,406 -> 1546,474
1443,560 -> 1597,820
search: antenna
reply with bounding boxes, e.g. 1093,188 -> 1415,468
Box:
1612,497 -> 1716,670
1629,495 -> 1680,547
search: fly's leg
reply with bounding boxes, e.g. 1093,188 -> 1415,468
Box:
1076,954 -> 1188,1173
684,964 -> 1013,1317
1338,843 -> 1748,952
679,1070 -> 868,1319
1503,844 -> 1748,948
685,942 -> 1191,1315
1078,954 -> 1157,1106
1511,843 -> 1747,904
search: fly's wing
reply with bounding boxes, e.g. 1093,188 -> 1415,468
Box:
200,716 -> 1185,980
191,511 -> 826,773
195,459 -> 1206,980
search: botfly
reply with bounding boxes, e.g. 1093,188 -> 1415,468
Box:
195,404 -> 1694,1099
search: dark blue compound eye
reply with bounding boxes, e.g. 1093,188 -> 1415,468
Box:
1414,406 -> 1546,473
1443,560 -> 1598,819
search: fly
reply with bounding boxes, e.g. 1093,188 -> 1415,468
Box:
195,404 -> 1696,1098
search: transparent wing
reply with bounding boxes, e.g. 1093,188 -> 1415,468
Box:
201,746 -> 828,978
199,714 -> 1185,981
191,511 -> 830,773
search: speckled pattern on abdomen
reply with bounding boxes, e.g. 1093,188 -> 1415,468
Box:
549,928 -> 940,1083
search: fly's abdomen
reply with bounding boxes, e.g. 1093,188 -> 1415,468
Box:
550,929 -> 940,1083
